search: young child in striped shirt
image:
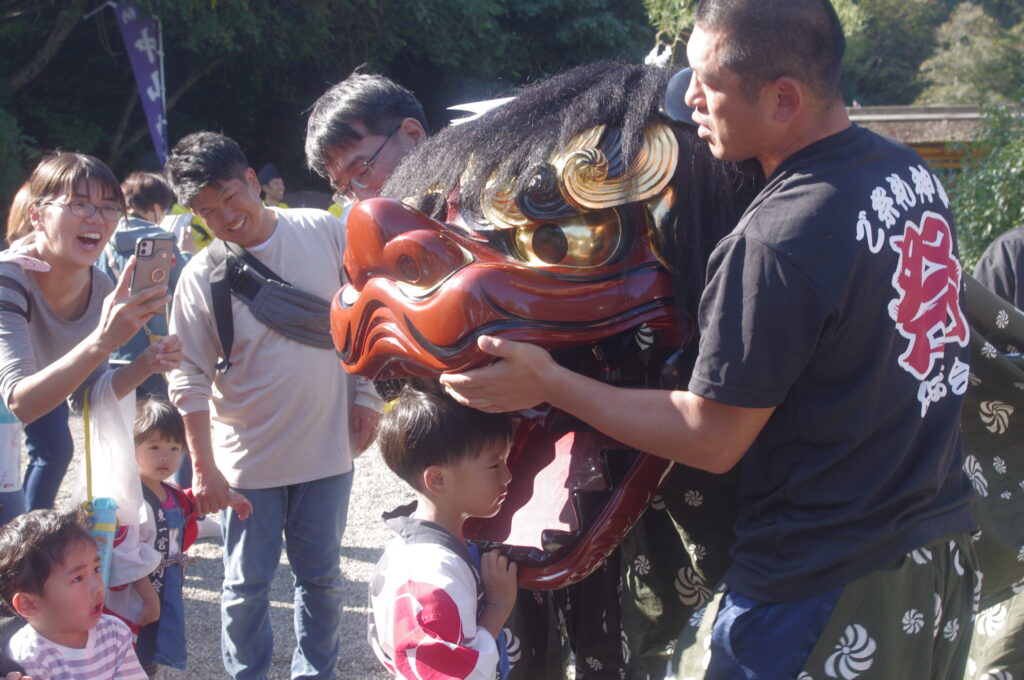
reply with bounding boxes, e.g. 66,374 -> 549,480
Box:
0,508 -> 148,679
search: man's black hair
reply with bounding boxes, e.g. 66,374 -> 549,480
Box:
257,163 -> 282,186
694,0 -> 846,101
376,388 -> 514,492
305,73 -> 427,179
165,131 -> 250,207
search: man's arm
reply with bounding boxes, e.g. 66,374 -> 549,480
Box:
183,410 -> 232,515
440,336 -> 773,473
167,256 -> 232,514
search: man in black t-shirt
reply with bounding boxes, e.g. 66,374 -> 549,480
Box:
975,225 -> 1024,308
441,1 -> 977,677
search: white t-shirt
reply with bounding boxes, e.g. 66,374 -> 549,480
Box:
167,208 -> 379,488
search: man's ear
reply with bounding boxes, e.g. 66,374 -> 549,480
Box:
772,76 -> 803,124
400,117 -> 427,147
244,167 -> 263,197
422,465 -> 446,495
11,592 -> 39,618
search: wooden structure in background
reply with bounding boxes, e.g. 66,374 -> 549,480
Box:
848,106 -> 984,169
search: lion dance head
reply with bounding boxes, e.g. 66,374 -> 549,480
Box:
332,62 -> 760,588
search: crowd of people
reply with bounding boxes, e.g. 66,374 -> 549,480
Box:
0,0 -> 1016,678
0,69 -> 425,679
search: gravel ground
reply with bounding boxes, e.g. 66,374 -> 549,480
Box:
51,413 -> 411,679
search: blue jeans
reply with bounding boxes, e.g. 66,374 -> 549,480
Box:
706,588 -> 841,680
23,402 -> 73,510
220,470 -> 353,680
0,490 -> 25,525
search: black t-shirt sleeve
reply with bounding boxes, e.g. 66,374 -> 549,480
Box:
973,235 -> 1024,309
688,234 -> 832,408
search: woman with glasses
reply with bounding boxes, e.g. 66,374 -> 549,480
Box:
0,153 -> 182,518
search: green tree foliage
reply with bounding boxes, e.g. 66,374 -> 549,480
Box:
641,0 -> 695,61
916,3 -> 1024,106
949,103 -> 1024,270
0,105 -> 34,204
641,0 -> 946,104
840,0 -> 948,105
0,0 -> 650,209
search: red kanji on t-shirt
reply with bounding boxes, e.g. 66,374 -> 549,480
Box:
888,210 -> 969,380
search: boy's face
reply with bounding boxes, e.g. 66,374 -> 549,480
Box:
135,433 -> 184,485
448,441 -> 512,519
16,539 -> 105,648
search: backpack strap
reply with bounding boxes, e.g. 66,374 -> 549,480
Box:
224,241 -> 286,284
206,240 -> 236,373
0,274 -> 31,322
206,240 -> 297,373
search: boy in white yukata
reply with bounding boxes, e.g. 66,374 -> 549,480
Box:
0,509 -> 147,679
370,389 -> 518,680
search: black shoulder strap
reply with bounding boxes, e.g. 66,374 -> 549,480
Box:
0,274 -> 31,322
224,241 -> 288,285
206,240 -> 236,373
207,240 -> 293,373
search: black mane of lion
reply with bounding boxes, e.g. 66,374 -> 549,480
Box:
382,61 -> 762,331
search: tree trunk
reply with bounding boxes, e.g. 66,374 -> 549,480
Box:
7,0 -> 88,93
108,58 -> 223,167
107,89 -> 140,164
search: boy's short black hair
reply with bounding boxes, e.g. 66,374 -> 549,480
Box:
376,388 -> 514,492
134,397 -> 187,449
305,72 -> 427,179
0,509 -> 94,610
165,131 -> 250,207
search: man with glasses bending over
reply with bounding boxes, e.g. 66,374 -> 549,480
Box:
305,72 -> 427,213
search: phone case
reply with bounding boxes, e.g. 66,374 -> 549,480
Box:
130,237 -> 174,296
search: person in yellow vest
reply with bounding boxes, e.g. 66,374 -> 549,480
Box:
165,204 -> 212,252
257,163 -> 289,209
327,200 -> 346,219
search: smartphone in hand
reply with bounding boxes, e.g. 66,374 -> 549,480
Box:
129,237 -> 174,305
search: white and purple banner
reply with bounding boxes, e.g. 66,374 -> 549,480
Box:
113,1 -> 167,165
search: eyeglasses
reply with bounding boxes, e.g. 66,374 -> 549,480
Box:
332,125 -> 402,205
41,200 -> 123,223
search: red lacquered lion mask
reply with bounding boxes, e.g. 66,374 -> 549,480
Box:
331,64 -> 755,588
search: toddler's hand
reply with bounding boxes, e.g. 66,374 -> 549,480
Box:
6,673 -> 33,679
227,490 -> 254,520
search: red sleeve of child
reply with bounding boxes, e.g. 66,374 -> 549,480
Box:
177,486 -> 199,551
392,580 -> 481,679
